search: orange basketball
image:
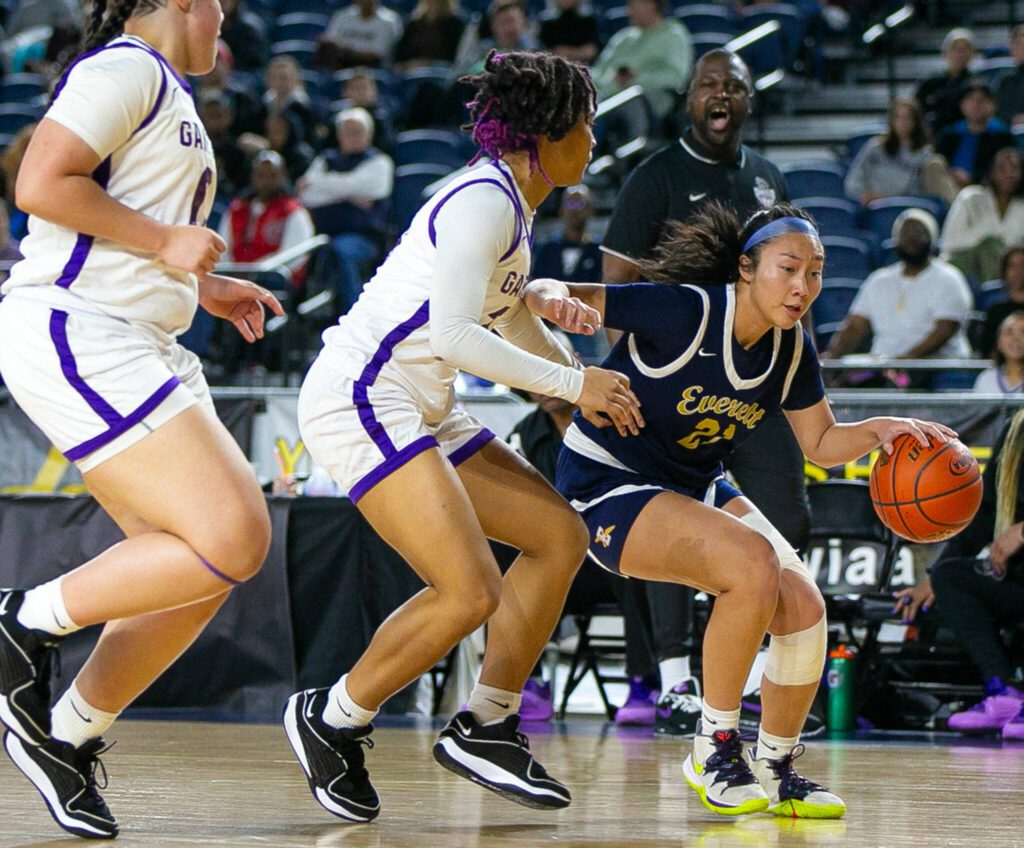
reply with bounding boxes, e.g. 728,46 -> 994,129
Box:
869,434 -> 982,543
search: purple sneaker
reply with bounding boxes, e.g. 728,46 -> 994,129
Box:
615,677 -> 658,726
948,688 -> 1024,734
1002,702 -> 1024,741
520,679 -> 553,722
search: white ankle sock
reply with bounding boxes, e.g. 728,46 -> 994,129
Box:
17,578 -> 81,637
700,700 -> 740,734
755,727 -> 800,760
467,683 -> 521,725
322,675 -> 377,730
659,656 -> 692,696
51,682 -> 119,748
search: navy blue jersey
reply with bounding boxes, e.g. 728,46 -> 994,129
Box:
563,283 -> 824,490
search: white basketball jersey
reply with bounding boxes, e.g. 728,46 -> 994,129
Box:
2,35 -> 217,339
321,160 -> 535,419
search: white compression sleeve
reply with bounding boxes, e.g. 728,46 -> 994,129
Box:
428,188 -> 584,402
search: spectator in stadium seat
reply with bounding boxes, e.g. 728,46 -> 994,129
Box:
935,79 -> 1015,190
317,0 -> 403,70
532,185 -> 605,361
336,70 -> 397,156
974,247 -> 1024,357
199,92 -> 252,201
394,0 -> 466,69
249,112 -> 316,184
824,209 -> 974,363
196,39 -> 264,135
894,410 -> 1024,740
297,108 -> 394,313
0,200 -> 22,285
539,0 -> 600,65
916,27 -> 975,136
844,98 -> 954,205
941,146 -> 1024,284
996,24 -> 1024,129
973,311 -> 1024,394
592,0 -> 693,121
0,124 -> 36,240
455,0 -> 539,75
262,56 -> 321,148
219,0 -> 268,71
3,0 -> 82,38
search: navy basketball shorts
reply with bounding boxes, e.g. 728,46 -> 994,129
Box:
555,447 -> 742,576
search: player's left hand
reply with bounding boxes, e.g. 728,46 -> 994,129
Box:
200,274 -> 285,343
872,417 -> 957,455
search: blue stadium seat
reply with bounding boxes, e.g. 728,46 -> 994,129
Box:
738,3 -> 804,71
395,129 -> 468,168
843,128 -> 884,163
820,236 -> 873,279
976,279 -> 1010,311
676,4 -> 737,35
0,73 -> 46,105
781,162 -> 846,199
863,196 -> 946,244
270,39 -> 318,68
811,281 -> 860,329
691,32 -> 733,59
392,164 -> 456,233
395,65 -> 454,115
793,196 -> 860,234
273,12 -> 330,43
599,6 -> 632,42
0,104 -> 42,136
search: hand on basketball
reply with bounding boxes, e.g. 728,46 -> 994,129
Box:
199,274 -> 285,342
524,283 -> 602,336
577,366 -> 644,437
158,225 -> 226,278
988,523 -> 1024,578
873,417 -> 958,455
892,576 -> 934,623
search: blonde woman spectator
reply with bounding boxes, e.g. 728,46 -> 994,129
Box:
974,311 -> 1024,394
844,99 -> 954,204
942,146 -> 1024,283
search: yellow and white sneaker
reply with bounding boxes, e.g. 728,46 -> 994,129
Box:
682,724 -> 769,816
746,744 -> 846,819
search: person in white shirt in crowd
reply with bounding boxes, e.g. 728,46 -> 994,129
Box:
941,145 -> 1024,284
317,0 -> 403,70
974,311 -> 1024,394
824,209 -> 974,363
297,107 -> 394,313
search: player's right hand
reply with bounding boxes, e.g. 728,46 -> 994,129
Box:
577,366 -> 644,437
158,225 -> 226,278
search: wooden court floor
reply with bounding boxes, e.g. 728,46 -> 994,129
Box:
0,719 -> 1022,847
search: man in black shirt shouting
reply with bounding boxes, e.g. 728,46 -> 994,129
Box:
601,49 -> 812,738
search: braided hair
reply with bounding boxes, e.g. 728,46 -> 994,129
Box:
637,202 -> 820,286
459,50 -> 596,176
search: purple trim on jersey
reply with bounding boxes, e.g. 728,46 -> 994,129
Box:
448,428 -> 496,467
126,38 -> 192,95
133,62 -> 168,135
349,436 -> 439,502
48,309 -> 121,427
489,162 -> 533,253
426,178 -> 522,262
196,553 -> 241,586
63,376 -> 181,462
352,300 -> 431,455
54,157 -> 111,289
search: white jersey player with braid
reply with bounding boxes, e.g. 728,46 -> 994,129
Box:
0,0 -> 283,840
283,50 -> 642,824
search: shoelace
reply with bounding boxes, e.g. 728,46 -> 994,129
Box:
75,740 -> 114,815
705,731 -> 758,789
763,744 -> 826,798
496,716 -> 530,750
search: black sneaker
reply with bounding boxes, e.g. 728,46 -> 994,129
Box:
3,731 -> 118,839
738,690 -> 825,738
0,588 -> 62,745
654,677 -> 702,738
432,711 -> 571,810
282,688 -> 380,822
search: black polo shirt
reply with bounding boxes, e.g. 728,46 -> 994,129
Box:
601,130 -> 789,264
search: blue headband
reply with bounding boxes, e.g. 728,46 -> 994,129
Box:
742,217 -> 819,254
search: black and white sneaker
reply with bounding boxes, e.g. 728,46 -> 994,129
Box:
654,677 -> 703,738
0,588 -> 62,745
3,731 -> 118,839
282,688 -> 380,822
432,711 -> 571,810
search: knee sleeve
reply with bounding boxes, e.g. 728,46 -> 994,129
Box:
740,510 -> 814,585
764,616 -> 827,686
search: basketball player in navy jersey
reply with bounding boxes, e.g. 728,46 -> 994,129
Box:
526,202 -> 954,818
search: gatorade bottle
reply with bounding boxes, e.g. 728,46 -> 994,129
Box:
826,645 -> 857,731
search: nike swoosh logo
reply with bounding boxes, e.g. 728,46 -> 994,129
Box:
485,697 -> 510,709
71,701 -> 93,723
339,704 -> 352,717
455,719 -> 473,735
0,594 -> 10,615
304,699 -> 317,720
689,193 -> 707,202
698,348 -> 715,357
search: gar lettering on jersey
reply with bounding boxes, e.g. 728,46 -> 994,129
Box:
564,283 -> 824,490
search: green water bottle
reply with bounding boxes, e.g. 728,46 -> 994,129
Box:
826,645 -> 856,731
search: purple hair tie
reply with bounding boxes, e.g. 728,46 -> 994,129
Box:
467,117 -> 554,183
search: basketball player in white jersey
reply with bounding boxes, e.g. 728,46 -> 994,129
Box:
0,0 -> 283,838
282,51 -> 642,821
